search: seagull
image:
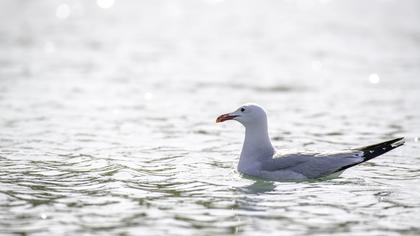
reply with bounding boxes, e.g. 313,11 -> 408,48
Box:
216,103 -> 405,181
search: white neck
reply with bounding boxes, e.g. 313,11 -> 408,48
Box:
238,122 -> 275,172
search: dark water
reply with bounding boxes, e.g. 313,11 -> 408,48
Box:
1,0 -> 420,235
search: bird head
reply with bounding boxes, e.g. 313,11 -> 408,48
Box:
216,103 -> 268,128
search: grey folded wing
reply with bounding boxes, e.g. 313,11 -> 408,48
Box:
261,151 -> 364,178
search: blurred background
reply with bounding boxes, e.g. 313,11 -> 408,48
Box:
0,0 -> 419,235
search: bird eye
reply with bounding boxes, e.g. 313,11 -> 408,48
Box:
240,108 -> 245,112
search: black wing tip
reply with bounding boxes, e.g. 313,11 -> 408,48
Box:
333,137 -> 405,174
357,137 -> 405,162
391,137 -> 405,147
354,137 -> 405,150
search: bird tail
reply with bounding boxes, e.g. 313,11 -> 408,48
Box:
332,137 -> 405,174
353,137 -> 405,162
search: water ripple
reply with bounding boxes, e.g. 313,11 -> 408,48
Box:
1,1 -> 420,235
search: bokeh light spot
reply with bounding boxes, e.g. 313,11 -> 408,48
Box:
369,73 -> 380,84
97,0 -> 115,9
144,92 -> 154,100
56,4 -> 71,19
311,60 -> 323,70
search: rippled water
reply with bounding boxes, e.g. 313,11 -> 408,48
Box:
1,0 -> 420,235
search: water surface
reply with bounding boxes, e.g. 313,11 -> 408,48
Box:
1,0 -> 420,235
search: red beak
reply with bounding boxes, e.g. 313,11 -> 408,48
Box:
216,113 -> 238,123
